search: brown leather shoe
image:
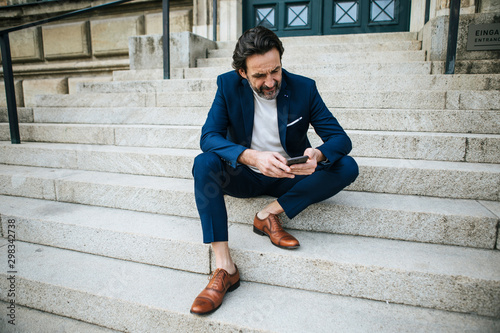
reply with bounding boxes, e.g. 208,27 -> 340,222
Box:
190,266 -> 240,315
253,213 -> 300,249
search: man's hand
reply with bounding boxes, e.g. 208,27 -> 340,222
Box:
238,149 -> 295,178
289,148 -> 325,176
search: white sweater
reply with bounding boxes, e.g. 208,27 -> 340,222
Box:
249,91 -> 290,173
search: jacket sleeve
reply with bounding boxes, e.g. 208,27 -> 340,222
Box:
308,82 -> 352,164
199,75 -> 248,168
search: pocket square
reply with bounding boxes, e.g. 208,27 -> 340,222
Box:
287,117 -> 303,127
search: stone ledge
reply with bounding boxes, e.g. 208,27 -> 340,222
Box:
22,77 -> 68,107
0,58 -> 129,79
129,32 -> 217,71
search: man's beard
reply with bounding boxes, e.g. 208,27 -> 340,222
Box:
251,80 -> 281,100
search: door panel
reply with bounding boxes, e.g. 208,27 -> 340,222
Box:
245,0 -> 322,37
243,0 -> 410,36
324,0 -> 409,34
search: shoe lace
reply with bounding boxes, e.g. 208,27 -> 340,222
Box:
207,268 -> 228,290
269,214 -> 283,229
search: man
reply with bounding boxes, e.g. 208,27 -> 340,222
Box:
190,26 -> 358,315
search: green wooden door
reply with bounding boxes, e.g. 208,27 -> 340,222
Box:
243,0 -> 410,37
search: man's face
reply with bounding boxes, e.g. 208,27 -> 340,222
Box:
239,48 -> 282,100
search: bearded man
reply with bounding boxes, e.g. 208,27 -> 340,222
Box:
190,26 -> 358,315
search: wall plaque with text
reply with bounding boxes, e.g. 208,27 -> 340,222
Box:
467,23 -> 500,51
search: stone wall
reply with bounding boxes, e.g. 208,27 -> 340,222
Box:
0,0 -> 193,80
421,12 -> 500,74
479,0 -> 500,13
0,0 -> 193,107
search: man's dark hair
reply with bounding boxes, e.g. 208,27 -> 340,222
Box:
232,26 -> 285,75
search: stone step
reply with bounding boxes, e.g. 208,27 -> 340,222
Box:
0,142 -> 196,179
76,78 -> 216,94
346,131 -> 499,163
201,51 -> 426,66
79,74 -> 500,94
1,142 -> 498,200
0,164 -> 497,248
0,302 -> 119,333
28,106 -> 210,126
3,123 -> 498,163
350,157 -> 499,200
208,47 -> 420,60
335,108 -> 500,135
1,241 -> 498,332
179,62 -> 433,79
215,32 -> 419,50
455,59 -> 500,75
29,90 -> 500,110
15,107 -> 500,135
0,195 -> 209,274
1,197 -> 499,318
0,107 -> 34,123
114,60 -> 432,82
216,40 -> 422,54
113,69 -> 165,81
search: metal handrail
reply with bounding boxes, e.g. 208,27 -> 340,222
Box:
163,0 -> 170,80
0,0 -> 136,35
424,0 -> 461,74
424,0 -> 431,24
213,0 -> 217,41
1,0 -> 172,144
445,0 -> 461,74
0,0 -> 61,10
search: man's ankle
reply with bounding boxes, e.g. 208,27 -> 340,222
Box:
217,262 -> 236,275
256,211 -> 271,220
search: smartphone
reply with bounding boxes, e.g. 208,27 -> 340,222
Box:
286,155 -> 309,166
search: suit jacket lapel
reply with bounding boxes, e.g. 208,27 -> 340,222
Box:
239,79 -> 255,147
277,77 -> 290,153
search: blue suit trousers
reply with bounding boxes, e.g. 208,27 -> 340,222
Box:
192,152 -> 359,243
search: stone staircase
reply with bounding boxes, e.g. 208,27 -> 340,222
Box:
0,31 -> 499,332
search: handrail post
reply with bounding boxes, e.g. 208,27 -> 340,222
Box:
445,0 -> 461,74
162,0 -> 170,80
424,0 -> 431,24
0,33 -> 20,144
213,0 -> 217,41
162,0 -> 170,79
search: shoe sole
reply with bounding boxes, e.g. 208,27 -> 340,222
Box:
190,280 -> 241,315
253,226 -> 300,250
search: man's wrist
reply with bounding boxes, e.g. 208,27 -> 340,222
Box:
314,148 -> 326,163
237,149 -> 256,166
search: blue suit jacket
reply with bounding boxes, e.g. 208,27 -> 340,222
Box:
200,69 -> 352,168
